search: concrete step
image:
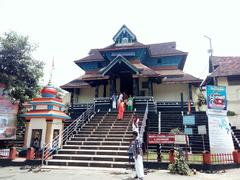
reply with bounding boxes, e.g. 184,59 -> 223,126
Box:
74,134 -> 132,138
78,131 -> 132,135
58,149 -> 128,156
66,140 -> 129,146
70,137 -> 132,142
63,145 -> 128,151
46,159 -> 131,168
52,154 -> 129,162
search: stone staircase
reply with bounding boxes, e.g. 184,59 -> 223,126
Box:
46,111 -> 143,168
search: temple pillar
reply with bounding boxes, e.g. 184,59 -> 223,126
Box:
148,79 -> 153,96
113,77 -> 116,94
45,120 -> 53,147
103,83 -> 107,97
133,78 -> 139,96
188,84 -> 193,101
95,84 -> 99,98
70,89 -> 74,115
110,78 -> 113,96
23,120 -> 30,147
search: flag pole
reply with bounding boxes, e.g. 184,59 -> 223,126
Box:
48,57 -> 54,85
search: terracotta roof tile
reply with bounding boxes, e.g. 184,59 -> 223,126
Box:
148,42 -> 187,57
130,61 -> 160,77
60,77 -> 91,89
75,49 -> 104,63
210,56 -> 240,77
162,72 -> 202,84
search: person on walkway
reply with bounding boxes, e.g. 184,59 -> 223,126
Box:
128,139 -> 134,165
132,131 -> 144,180
127,95 -> 134,111
117,100 -> 125,120
111,93 -> 117,109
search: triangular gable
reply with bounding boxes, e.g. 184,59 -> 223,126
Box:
113,25 -> 137,44
101,55 -> 139,76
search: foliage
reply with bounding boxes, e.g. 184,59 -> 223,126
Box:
227,110 -> 236,116
168,148 -> 192,176
170,128 -> 183,135
0,31 -> 44,110
197,91 -> 206,107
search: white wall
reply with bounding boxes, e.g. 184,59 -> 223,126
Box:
77,88 -> 95,103
153,83 -> 189,101
27,118 -> 46,148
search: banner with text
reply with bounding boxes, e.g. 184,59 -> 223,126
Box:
0,84 -> 18,140
206,85 -> 227,112
208,114 -> 234,153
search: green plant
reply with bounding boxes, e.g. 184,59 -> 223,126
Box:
168,148 -> 192,176
227,110 -> 236,116
170,128 -> 183,135
197,92 -> 206,107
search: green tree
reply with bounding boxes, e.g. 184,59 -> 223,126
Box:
0,31 -> 44,110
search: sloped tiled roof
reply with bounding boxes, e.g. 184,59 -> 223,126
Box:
210,56 -> 240,77
60,77 -> 91,89
148,42 -> 187,57
75,49 -> 104,63
100,41 -> 146,51
162,72 -> 202,84
131,61 -> 159,77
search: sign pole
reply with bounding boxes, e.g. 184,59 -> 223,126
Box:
202,134 -> 205,151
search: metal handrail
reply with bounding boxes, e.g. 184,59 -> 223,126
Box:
41,104 -> 95,165
139,102 -> 148,143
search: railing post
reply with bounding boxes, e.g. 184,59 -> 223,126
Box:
41,143 -> 45,166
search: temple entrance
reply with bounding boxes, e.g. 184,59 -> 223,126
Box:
120,73 -> 133,96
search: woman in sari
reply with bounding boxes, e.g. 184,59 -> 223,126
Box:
118,100 -> 125,120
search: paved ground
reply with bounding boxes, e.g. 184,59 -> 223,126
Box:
0,166 -> 240,180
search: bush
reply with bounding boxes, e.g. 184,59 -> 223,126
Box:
168,148 -> 192,176
227,110 -> 236,116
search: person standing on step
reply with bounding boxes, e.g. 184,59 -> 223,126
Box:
111,92 -> 117,110
132,116 -> 139,134
127,95 -> 134,111
132,131 -> 144,180
118,92 -> 123,107
128,139 -> 134,165
117,99 -> 125,120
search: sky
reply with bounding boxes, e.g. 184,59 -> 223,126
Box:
0,0 -> 240,87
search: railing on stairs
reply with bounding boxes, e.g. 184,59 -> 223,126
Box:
139,101 -> 148,143
41,104 -> 95,165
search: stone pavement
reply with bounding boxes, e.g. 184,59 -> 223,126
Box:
0,166 -> 240,180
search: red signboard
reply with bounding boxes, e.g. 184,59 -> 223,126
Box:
148,133 -> 175,144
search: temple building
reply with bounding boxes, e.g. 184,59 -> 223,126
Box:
204,56 -> 240,128
61,25 -> 202,105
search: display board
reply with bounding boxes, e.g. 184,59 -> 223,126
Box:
0,84 -> 18,140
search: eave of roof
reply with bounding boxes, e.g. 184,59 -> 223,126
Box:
101,55 -> 139,76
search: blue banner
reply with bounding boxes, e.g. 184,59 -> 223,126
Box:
184,128 -> 193,135
183,115 -> 195,125
206,85 -> 227,111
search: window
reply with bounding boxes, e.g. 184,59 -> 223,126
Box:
122,37 -> 129,44
142,82 -> 148,88
228,76 -> 240,86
